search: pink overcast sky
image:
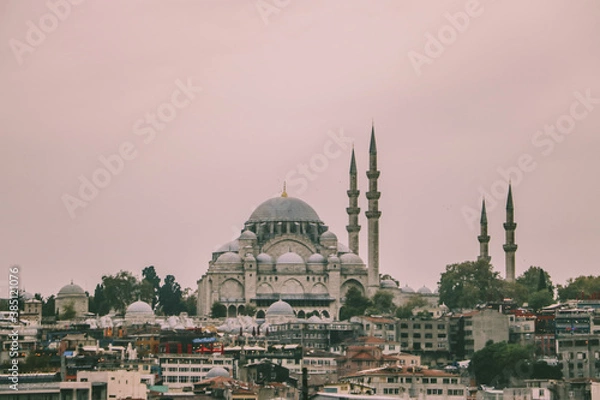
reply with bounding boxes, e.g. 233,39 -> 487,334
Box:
1,1 -> 599,298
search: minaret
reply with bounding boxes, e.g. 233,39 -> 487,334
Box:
503,184 -> 518,281
478,199 -> 491,262
366,125 -> 381,295
346,147 -> 361,255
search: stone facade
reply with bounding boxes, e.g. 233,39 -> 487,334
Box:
196,195 -> 372,320
55,282 -> 89,318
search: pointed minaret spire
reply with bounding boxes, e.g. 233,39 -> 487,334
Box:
503,183 -> 518,281
478,199 -> 491,262
366,124 -> 381,295
346,147 -> 361,254
369,123 -> 377,155
506,183 -> 514,211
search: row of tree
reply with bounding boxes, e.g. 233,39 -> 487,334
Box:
31,266 -> 197,318
438,259 -> 600,311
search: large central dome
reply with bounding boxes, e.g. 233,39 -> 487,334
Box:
247,197 -> 322,223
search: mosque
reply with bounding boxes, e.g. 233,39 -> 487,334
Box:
196,127 -> 439,320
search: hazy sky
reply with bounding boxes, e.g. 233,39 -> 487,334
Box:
1,1 -> 599,298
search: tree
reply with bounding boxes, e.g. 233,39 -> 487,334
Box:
517,266 -> 554,294
101,271 -> 139,314
159,275 -> 184,315
240,303 -> 256,317
90,284 -> 110,316
469,341 -> 534,388
142,266 -> 161,308
339,287 -> 371,321
557,275 -> 600,301
211,302 -> 227,318
182,288 -> 198,316
366,290 -> 395,315
396,294 -> 430,319
527,290 -> 554,311
438,259 -> 503,310
41,295 -> 55,317
59,303 -> 76,320
499,280 -> 529,306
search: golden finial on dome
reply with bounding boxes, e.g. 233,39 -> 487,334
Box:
281,181 -> 288,197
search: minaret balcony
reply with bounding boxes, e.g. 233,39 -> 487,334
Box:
346,207 -> 361,214
346,225 -> 361,232
503,222 -> 517,230
503,244 -> 518,252
366,192 -> 381,200
365,211 -> 382,219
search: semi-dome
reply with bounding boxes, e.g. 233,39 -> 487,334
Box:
417,285 -> 432,294
307,253 -> 326,264
248,197 -> 322,223
401,285 -> 415,293
337,243 -> 352,253
340,253 -> 364,265
206,366 -> 230,379
215,252 -> 243,264
256,253 -> 273,264
239,230 -> 257,240
328,254 -> 341,264
307,315 -> 322,323
58,282 -> 85,296
216,240 -> 240,253
320,230 -> 337,241
276,252 -> 304,264
126,300 -> 153,316
266,300 -> 294,317
380,279 -> 398,288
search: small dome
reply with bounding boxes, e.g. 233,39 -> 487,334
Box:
21,291 -> 34,300
307,315 -> 322,323
337,243 -> 352,253
401,285 -> 415,293
58,282 -> 85,296
215,252 -> 243,264
216,240 -> 240,253
239,230 -> 257,240
266,300 -> 294,317
320,231 -> 337,241
256,253 -> 274,264
276,252 -> 304,264
417,286 -> 432,294
380,279 -> 398,288
206,366 -> 230,379
244,253 -> 256,262
307,253 -> 326,264
126,300 -> 153,316
328,254 -> 341,264
340,253 -> 364,265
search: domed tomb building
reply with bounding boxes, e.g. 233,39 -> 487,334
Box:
197,130 -> 384,320
56,281 -> 89,318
